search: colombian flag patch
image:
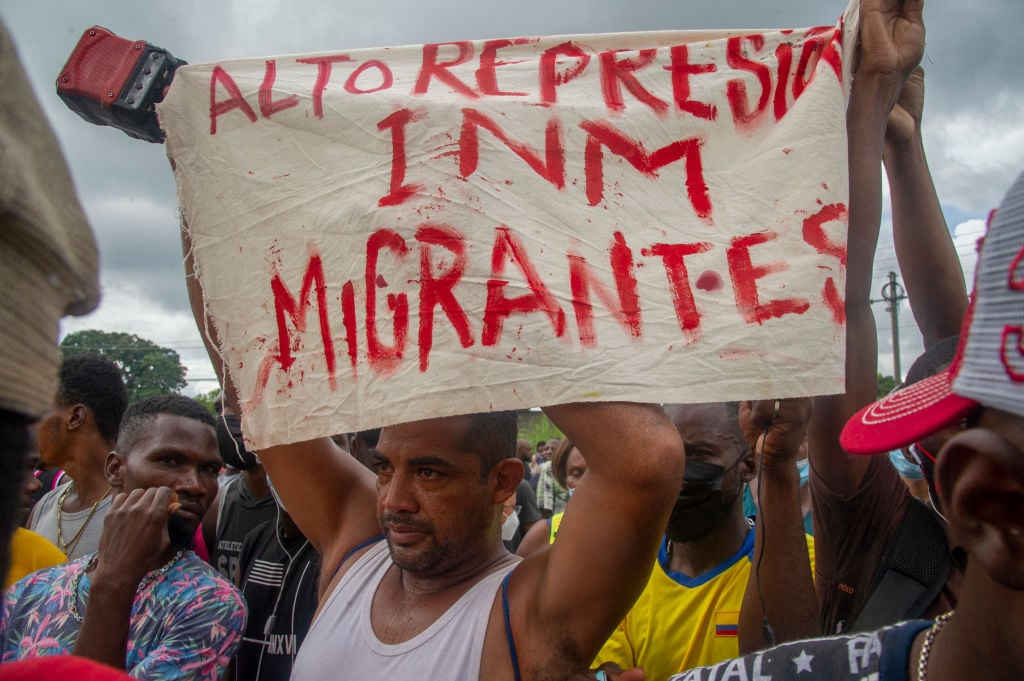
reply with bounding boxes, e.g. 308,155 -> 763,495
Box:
714,610 -> 740,637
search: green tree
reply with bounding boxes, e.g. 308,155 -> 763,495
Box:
61,330 -> 188,402
193,388 -> 221,417
517,410 -> 563,449
877,373 -> 898,398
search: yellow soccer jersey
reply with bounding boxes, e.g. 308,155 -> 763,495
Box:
595,529 -> 814,679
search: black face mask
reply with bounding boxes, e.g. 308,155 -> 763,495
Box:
665,457 -> 743,544
216,414 -> 258,470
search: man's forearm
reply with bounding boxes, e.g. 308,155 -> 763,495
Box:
809,71 -> 902,497
738,461 -> 818,653
884,132 -> 968,346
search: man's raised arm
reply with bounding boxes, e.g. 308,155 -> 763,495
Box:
809,0 -> 925,497
508,402 -> 684,677
884,67 -> 968,348
181,223 -> 379,581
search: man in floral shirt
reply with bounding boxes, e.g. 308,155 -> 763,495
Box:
1,395 -> 247,680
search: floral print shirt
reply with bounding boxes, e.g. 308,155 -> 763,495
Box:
1,551 -> 247,680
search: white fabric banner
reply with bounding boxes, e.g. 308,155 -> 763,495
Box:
162,3 -> 858,448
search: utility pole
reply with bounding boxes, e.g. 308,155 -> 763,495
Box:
874,271 -> 908,380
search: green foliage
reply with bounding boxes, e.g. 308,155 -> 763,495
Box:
877,373 -> 898,399
61,330 -> 188,402
517,411 -> 563,449
193,388 -> 221,417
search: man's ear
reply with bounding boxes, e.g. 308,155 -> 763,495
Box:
936,428 -> 1024,590
491,458 -> 525,504
67,404 -> 88,432
738,448 -> 758,484
105,449 -> 126,489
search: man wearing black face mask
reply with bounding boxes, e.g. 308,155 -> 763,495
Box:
201,397 -> 276,585
594,401 -> 815,679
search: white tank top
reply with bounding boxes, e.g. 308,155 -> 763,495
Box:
291,540 -> 519,681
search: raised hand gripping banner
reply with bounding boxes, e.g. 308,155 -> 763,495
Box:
162,2 -> 858,448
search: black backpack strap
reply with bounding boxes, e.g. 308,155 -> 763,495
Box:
849,498 -> 952,632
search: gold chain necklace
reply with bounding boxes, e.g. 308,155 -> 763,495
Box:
69,548 -> 187,623
56,482 -> 112,556
917,611 -> 953,681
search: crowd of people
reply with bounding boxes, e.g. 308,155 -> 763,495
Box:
1,0 -> 1023,679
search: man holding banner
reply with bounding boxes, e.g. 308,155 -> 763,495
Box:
152,0 -> 908,676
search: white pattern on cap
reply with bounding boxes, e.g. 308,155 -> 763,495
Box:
858,374 -> 954,425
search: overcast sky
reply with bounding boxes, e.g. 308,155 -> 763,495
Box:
4,0 -> 1022,395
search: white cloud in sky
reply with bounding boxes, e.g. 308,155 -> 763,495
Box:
59,275 -> 220,397
924,93 -> 1024,214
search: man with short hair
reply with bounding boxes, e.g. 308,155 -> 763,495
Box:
29,354 -> 128,560
1,394 -> 247,680
207,397 -> 682,680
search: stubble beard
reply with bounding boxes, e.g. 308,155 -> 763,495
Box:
167,513 -> 196,550
385,509 -> 492,576
387,533 -> 456,574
